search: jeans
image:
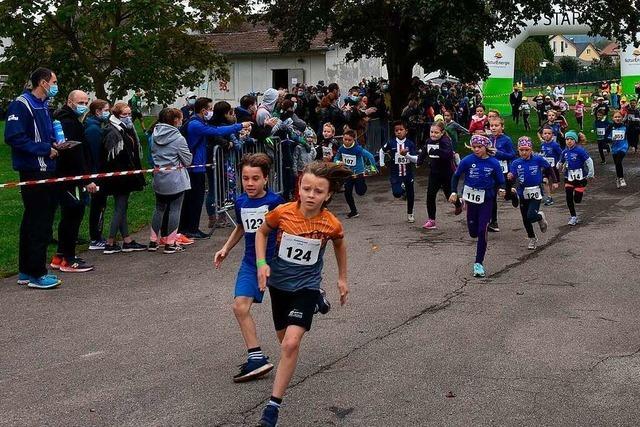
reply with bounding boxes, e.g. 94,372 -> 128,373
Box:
519,197 -> 542,238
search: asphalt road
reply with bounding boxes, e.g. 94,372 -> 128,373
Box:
2,148 -> 640,426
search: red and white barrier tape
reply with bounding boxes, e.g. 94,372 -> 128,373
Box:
0,163 -> 214,189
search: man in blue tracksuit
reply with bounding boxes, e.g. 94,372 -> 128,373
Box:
4,68 -> 61,289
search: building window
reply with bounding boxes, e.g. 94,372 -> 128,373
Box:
561,41 -> 564,53
553,41 -> 556,53
587,48 -> 590,54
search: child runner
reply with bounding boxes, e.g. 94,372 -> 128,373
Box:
449,135 -> 505,278
593,109 -> 612,164
293,128 -> 317,199
488,116 -> 517,232
468,105 -> 488,135
539,126 -> 563,206
255,161 -> 351,427
610,110 -> 629,188
214,153 -> 285,382
558,131 -> 595,226
317,122 -> 340,162
624,98 -> 640,154
417,120 -> 463,229
443,109 -> 469,152
334,129 -> 377,218
537,109 -> 566,149
508,136 -> 555,250
382,121 -> 417,223
575,97 -> 585,131
519,97 -> 531,131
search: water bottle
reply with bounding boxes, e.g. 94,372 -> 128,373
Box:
378,148 -> 385,167
53,120 -> 65,144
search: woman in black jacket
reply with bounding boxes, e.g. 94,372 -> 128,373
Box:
101,102 -> 146,254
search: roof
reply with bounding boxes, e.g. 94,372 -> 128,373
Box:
574,42 -> 599,57
204,22 -> 330,55
600,42 -> 620,56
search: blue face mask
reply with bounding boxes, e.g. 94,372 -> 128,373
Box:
45,83 -> 58,98
101,111 -> 111,121
120,117 -> 133,128
74,105 -> 88,116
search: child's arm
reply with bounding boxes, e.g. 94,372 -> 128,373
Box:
214,225 -> 245,268
255,223 -> 273,291
332,237 -> 349,306
362,148 -> 378,170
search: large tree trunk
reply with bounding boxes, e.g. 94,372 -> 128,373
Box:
386,60 -> 414,120
93,74 -> 108,102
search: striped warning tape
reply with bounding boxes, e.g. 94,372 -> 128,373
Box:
482,79 -> 624,99
0,163 -> 214,189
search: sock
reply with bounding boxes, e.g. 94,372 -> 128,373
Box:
268,396 -> 282,408
248,347 -> 264,360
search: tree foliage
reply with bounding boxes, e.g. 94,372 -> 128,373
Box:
558,56 -> 580,74
516,40 -> 545,78
0,0 -> 246,105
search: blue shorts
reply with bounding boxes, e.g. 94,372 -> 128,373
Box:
234,261 -> 264,303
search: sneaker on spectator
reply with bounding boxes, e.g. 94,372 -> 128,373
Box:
88,239 -> 107,250
122,240 -> 147,252
50,254 -> 63,270
27,274 -> 61,289
176,234 -> 194,245
103,243 -> 122,254
18,273 -> 57,285
148,241 -> 159,252
164,243 -> 185,254
422,219 -> 437,230
60,257 -> 94,273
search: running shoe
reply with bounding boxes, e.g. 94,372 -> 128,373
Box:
50,254 -> 63,270
148,241 -> 159,252
315,288 -> 331,314
18,273 -> 57,285
568,216 -> 578,226
163,243 -> 185,254
259,404 -> 279,427
620,178 -> 627,188
122,240 -> 147,252
488,222 -> 500,232
103,243 -> 122,254
422,219 -> 437,230
59,257 -> 94,273
407,213 -> 415,223
176,234 -> 195,245
510,192 -> 519,208
527,237 -> 538,250
543,197 -> 554,206
159,237 -> 167,245
473,263 -> 486,278
538,211 -> 548,233
27,274 -> 61,289
454,201 -> 464,215
233,356 -> 274,383
616,178 -> 621,188
346,211 -> 359,219
185,230 -> 211,240
88,239 -> 106,250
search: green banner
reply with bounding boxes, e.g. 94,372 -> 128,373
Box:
482,77 -> 514,114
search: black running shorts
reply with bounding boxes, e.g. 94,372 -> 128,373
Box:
269,286 -> 319,331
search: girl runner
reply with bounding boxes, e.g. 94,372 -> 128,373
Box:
610,110 -> 629,188
417,120 -> 463,229
488,116 -> 517,232
539,126 -> 563,206
382,121 -> 417,223
255,161 -> 351,427
334,129 -> 377,218
214,153 -> 285,382
557,131 -> 595,226
508,137 -> 556,250
594,109 -> 612,164
449,135 -> 505,278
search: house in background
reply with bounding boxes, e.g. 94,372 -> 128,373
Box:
600,42 -> 620,64
549,35 -> 600,64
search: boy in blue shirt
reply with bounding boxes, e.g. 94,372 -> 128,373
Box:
508,137 -> 557,250
488,116 -> 517,232
214,153 -> 284,382
382,121 -> 417,223
539,126 -> 563,206
593,109 -> 612,165
558,131 -> 595,226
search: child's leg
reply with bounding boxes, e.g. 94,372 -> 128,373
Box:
574,185 -> 586,204
271,325 -> 306,399
354,176 -> 367,196
519,199 -> 536,238
426,175 -> 439,220
344,178 -> 357,214
466,201 -> 480,238
597,140 -> 607,162
475,199 -> 493,264
526,198 -> 542,224
565,185 -> 577,216
390,176 -> 404,198
405,177 -> 415,215
442,177 -> 462,210
233,296 -> 259,348
612,152 -> 625,178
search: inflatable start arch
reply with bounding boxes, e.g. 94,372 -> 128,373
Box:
482,11 -> 640,112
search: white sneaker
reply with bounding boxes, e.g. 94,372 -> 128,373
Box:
407,213 -> 415,223
616,178 -> 621,188
538,211 -> 548,233
620,178 -> 627,188
527,237 -> 538,250
568,216 -> 578,226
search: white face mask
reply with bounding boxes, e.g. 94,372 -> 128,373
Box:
204,110 -> 213,121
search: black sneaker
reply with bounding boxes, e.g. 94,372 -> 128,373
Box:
185,230 -> 211,240
148,241 -> 159,252
346,211 -> 359,219
122,240 -> 147,252
511,195 -> 519,208
315,288 -> 331,314
103,243 -> 122,254
488,222 -> 500,232
259,404 -> 279,427
163,243 -> 185,254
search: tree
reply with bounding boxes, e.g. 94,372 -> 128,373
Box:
0,0 -> 246,105
529,35 -> 555,62
558,56 -> 580,74
256,0 -> 640,117
516,40 -> 545,78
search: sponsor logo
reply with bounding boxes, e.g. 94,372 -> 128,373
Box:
7,114 -> 18,121
494,52 -> 503,59
633,48 -> 640,56
288,309 -> 303,319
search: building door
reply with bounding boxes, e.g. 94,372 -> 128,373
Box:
272,69 -> 288,90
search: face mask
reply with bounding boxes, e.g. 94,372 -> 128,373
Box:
350,95 -> 360,102
101,111 -> 111,121
293,103 -> 298,111
204,110 -> 213,121
74,105 -> 88,116
297,91 -> 304,97
45,83 -> 58,98
188,98 -> 196,106
120,117 -> 133,128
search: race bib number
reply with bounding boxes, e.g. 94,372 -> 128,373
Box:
322,146 -> 333,158
543,156 -> 556,167
342,154 -> 357,167
523,186 -> 542,200
567,168 -> 584,181
427,143 -> 440,158
395,152 -> 408,165
499,160 -> 508,174
240,205 -> 268,233
597,128 -> 605,137
612,129 -> 625,141
278,232 -> 321,266
462,185 -> 485,204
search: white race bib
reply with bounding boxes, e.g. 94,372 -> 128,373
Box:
342,153 -> 356,167
322,146 -> 333,158
567,168 -> 584,181
523,186 -> 542,200
240,205 -> 268,233
499,160 -> 508,174
427,143 -> 440,158
395,152 -> 408,165
597,127 -> 606,137
612,129 -> 625,141
278,232 -> 321,266
462,185 -> 485,204
543,156 -> 556,167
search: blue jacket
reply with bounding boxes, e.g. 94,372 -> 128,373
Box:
4,91 -> 56,172
451,154 -> 505,200
509,155 -> 551,198
84,115 -> 105,173
594,119 -> 612,141
560,146 -> 591,179
186,116 -> 242,173
609,123 -> 629,154
540,140 -> 563,166
334,143 -> 376,175
491,133 -> 516,162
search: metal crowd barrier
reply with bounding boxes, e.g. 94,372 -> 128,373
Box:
210,138 -> 283,225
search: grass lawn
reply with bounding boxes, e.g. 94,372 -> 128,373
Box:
0,118 -> 156,277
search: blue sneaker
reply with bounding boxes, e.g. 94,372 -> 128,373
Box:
473,263 -> 486,278
233,356 -> 274,383
259,404 -> 279,427
18,273 -> 57,285
27,274 -> 61,289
